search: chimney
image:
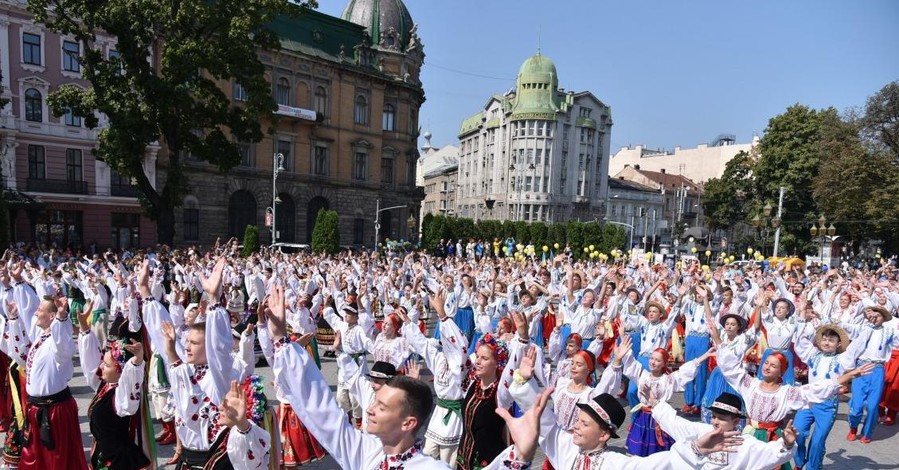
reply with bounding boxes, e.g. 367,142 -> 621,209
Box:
660,168 -> 666,174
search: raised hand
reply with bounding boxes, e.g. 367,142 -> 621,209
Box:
406,360 -> 423,380
613,335 -> 633,366
518,344 -> 538,381
267,286 -> 287,339
218,380 -> 250,432
781,419 -> 797,449
494,386 -> 554,462
160,321 -> 179,363
694,427 -> 744,455
77,300 -> 93,332
201,257 -> 227,301
511,311 -> 529,339
123,339 -> 145,365
294,332 -> 314,348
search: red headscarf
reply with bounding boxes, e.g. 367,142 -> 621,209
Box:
769,351 -> 789,384
387,313 -> 401,336
652,348 -> 670,374
568,333 -> 584,349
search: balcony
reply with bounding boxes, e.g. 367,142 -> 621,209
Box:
27,178 -> 88,195
111,183 -> 140,197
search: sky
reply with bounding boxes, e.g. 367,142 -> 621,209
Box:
319,0 -> 899,152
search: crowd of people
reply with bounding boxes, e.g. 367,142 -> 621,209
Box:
0,238 -> 896,470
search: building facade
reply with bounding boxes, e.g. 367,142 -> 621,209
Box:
609,135 -> 760,184
417,131 -> 459,218
0,1 -> 156,250
611,165 -> 703,245
454,53 -> 612,223
606,177 -> 665,249
170,0 -> 425,248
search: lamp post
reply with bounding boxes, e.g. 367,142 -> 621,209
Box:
810,215 -> 836,264
407,214 -> 417,245
751,202 -> 781,258
267,153 -> 285,245
374,199 -> 408,249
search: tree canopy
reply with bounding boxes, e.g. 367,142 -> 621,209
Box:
26,0 -> 317,244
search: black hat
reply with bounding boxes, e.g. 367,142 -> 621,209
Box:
718,313 -> 748,333
576,393 -> 625,438
708,392 -> 745,418
367,361 -> 397,380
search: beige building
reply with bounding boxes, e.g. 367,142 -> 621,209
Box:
417,131 -> 459,218
612,165 -> 703,244
609,134 -> 759,184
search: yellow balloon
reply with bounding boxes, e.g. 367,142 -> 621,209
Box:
542,245 -> 549,252
516,244 -> 524,251
645,253 -> 653,260
554,243 -> 560,250
705,250 -> 711,257
589,245 -> 595,251
728,256 -> 735,262
691,247 -> 698,253
747,248 -> 754,255
584,247 -> 590,253
702,265 -> 710,271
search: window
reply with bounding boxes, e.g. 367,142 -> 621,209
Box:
183,204 -> 200,242
353,218 -> 365,245
406,156 -> 416,185
33,210 -> 82,248
276,139 -> 292,171
22,33 -> 41,65
354,95 -> 368,125
28,145 -> 45,179
110,169 -> 136,197
111,213 -> 140,250
108,49 -> 123,75
353,152 -> 367,181
237,141 -> 254,166
24,88 -> 42,122
62,40 -> 80,72
64,108 -> 81,127
66,149 -> 83,181
381,157 -> 394,185
275,78 -> 290,105
233,82 -> 248,102
314,86 -> 327,117
382,103 -> 395,131
313,145 -> 328,176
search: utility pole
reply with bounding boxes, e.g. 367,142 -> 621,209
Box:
772,186 -> 785,257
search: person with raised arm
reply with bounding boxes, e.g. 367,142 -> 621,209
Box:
266,284 -> 537,469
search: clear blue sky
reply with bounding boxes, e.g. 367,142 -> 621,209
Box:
319,0 -> 899,151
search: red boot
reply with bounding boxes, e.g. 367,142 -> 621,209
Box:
157,420 -> 176,445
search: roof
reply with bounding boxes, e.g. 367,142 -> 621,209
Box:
458,111 -> 484,137
608,178 -> 660,193
341,0 -> 415,50
634,168 -> 701,192
511,52 -> 561,118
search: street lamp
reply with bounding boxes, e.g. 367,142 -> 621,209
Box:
810,215 -> 837,263
374,199 -> 408,249
751,202 -> 781,257
267,153 -> 285,245
407,214 -> 417,245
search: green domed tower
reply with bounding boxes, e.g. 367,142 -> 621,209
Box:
511,52 -> 561,119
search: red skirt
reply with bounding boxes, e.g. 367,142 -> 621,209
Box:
278,403 -> 326,465
881,350 -> 899,412
19,395 -> 88,470
0,354 -> 11,431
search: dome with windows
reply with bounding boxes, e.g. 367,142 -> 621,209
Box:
512,52 -> 560,117
341,0 -> 416,51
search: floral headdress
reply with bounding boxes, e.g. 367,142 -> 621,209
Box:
241,375 -> 268,425
476,333 -> 510,373
107,340 -> 130,372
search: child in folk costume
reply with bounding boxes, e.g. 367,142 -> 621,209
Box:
322,293 -> 375,428
759,296 -> 802,385
144,258 -> 271,469
650,392 -> 798,469
608,331 -> 715,456
372,312 -> 412,371
545,326 -> 605,387
841,305 -> 898,443
700,289 -> 760,424
396,290 -> 469,466
679,283 -> 716,415
717,319 -> 874,470
77,302 -> 151,470
791,303 -> 860,470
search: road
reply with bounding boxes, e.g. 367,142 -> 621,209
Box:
71,354 -> 899,469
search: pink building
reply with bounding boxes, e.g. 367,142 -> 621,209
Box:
0,2 -> 156,250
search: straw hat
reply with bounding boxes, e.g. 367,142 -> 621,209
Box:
814,324 -> 850,354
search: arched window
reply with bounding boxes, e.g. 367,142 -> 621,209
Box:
228,190 -> 257,238
314,86 -> 327,117
275,78 -> 290,106
25,88 -> 42,122
382,103 -> 395,131
354,95 -> 368,125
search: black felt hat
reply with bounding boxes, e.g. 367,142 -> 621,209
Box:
708,392 -> 745,418
576,393 -> 625,438
367,361 -> 397,380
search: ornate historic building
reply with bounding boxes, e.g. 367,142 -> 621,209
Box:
172,0 -> 425,247
454,53 -> 612,223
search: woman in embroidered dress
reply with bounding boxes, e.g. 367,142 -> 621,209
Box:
717,320 -> 875,470
372,312 -> 412,372
77,299 -> 151,470
607,326 -> 715,457
759,295 -> 801,385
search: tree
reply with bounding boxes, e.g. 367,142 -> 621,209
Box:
242,225 -> 259,257
754,104 -> 833,254
27,0 -> 318,245
860,81 -> 899,161
311,209 -> 339,254
701,151 -> 755,231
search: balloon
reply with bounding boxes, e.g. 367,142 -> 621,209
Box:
584,247 -> 590,253
705,250 -> 711,257
702,265 -> 709,271
554,243 -> 560,250
747,248 -> 754,255
516,244 -> 524,251
589,245 -> 595,251
645,253 -> 653,260
542,245 -> 549,252
691,247 -> 698,253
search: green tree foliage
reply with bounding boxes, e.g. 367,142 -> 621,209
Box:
311,209 -> 339,254
754,104 -> 834,254
242,225 -> 259,257
701,151 -> 755,231
26,0 -> 317,245
860,81 -> 899,161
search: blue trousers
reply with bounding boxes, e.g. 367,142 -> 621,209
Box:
625,332 -> 643,407
795,397 -> 838,470
849,365 -> 886,439
684,335 -> 710,407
